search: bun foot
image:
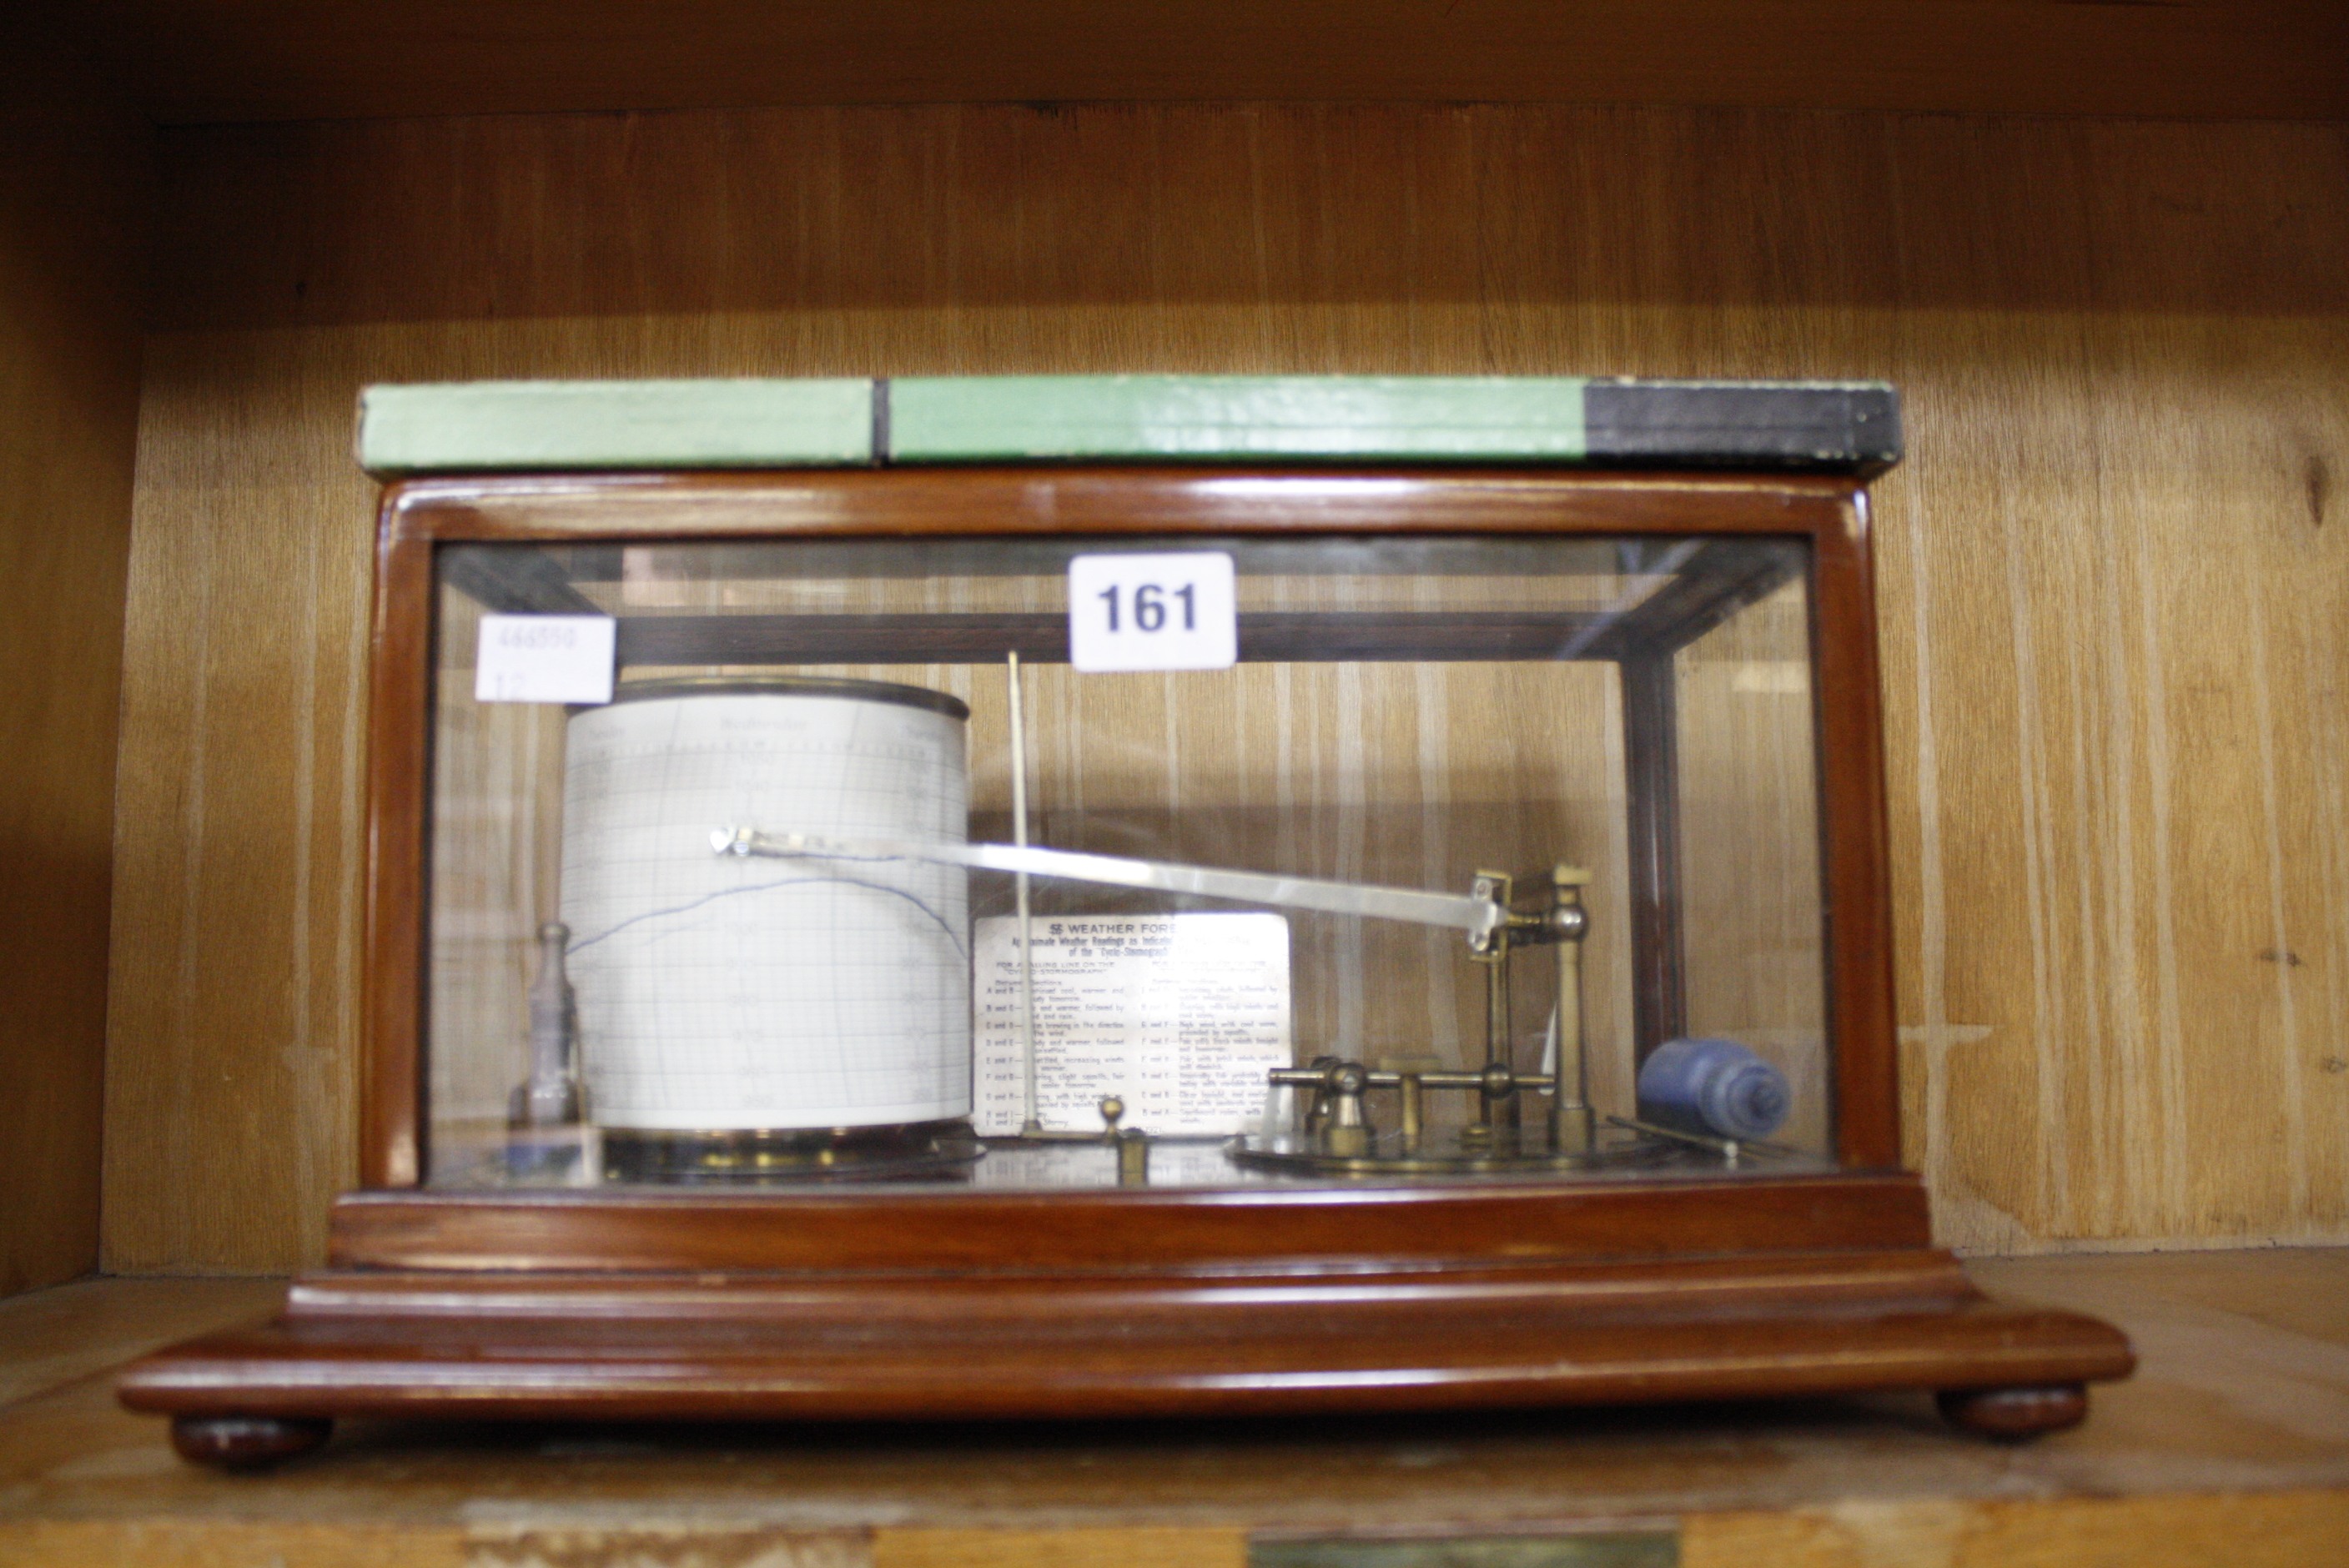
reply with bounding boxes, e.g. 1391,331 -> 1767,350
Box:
169,1415 -> 334,1470
1936,1383 -> 2088,1441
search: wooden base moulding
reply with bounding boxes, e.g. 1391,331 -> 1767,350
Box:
118,1174 -> 2134,1464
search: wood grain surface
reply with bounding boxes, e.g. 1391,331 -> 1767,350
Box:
0,1277 -> 283,1410
316,1174 -> 1932,1274
6,1499 -> 2344,1568
115,1199 -> 2132,1428
0,15 -> 151,1296
5,1251 -> 2348,1565
103,103 -> 2349,1272
51,0 -> 2349,128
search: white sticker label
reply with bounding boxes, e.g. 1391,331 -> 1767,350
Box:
474,615 -> 616,705
1067,552 -> 1237,673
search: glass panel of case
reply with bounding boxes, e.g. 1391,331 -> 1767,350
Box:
425,532 -> 1829,1189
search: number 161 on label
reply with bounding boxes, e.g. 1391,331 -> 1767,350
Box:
1066,552 -> 1238,673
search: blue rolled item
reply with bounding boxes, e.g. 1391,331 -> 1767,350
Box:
1636,1036 -> 1791,1141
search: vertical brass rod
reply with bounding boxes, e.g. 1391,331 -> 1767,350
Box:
1497,953 -> 1521,1135
1473,953 -> 1504,1137
1009,652 -> 1041,1137
1485,956 -> 1503,1066
1552,865 -> 1593,1153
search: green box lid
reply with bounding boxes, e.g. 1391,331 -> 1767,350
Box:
888,374 -> 1590,463
358,379 -> 874,475
356,375 -> 1899,478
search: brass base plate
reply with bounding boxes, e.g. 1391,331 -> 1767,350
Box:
1225,1124 -> 1675,1177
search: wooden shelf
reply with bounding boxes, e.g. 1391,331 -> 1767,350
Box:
60,0 -> 2349,127
3,1250 -> 2345,1565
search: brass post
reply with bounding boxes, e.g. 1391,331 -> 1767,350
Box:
1494,952 -> 1521,1137
1324,1061 -> 1371,1157
1301,1055 -> 1338,1138
1550,865 -> 1594,1153
1116,1128 -> 1149,1186
1466,872 -> 1512,1143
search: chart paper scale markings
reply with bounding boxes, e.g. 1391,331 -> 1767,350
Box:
560,686 -> 971,1132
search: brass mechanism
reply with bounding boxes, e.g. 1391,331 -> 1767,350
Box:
1227,865 -> 1654,1176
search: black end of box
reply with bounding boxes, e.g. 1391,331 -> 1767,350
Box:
1583,381 -> 1901,476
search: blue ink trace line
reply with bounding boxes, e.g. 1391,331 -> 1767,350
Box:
569,872 -> 967,959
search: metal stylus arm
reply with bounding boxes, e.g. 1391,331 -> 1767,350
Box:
711,825 -> 1512,949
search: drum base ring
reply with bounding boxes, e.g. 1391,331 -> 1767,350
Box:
600,1120 -> 983,1184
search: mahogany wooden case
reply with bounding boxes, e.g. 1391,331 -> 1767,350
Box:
119,465 -> 2133,1465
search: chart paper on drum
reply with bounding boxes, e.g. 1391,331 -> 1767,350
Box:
559,686 -> 972,1132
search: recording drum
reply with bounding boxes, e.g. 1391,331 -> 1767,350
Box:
557,676 -> 974,1179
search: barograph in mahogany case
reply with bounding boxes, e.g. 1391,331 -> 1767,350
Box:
118,376 -> 2130,1468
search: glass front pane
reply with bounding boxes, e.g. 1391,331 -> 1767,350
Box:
425,531 -> 1829,1189
1672,575 -> 1828,1157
